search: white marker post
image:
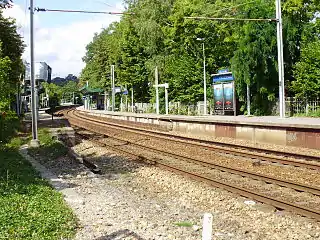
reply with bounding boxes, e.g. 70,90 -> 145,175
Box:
202,213 -> 213,240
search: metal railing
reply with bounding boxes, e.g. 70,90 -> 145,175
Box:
285,97 -> 320,116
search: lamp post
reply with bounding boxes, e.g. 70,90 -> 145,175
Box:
276,0 -> 285,118
30,0 -> 39,147
197,38 -> 207,115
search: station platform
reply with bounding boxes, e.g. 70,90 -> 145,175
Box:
77,107 -> 320,150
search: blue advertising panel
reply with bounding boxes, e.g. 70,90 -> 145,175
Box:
223,82 -> 234,110
213,84 -> 223,110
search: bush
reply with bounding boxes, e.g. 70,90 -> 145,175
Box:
0,111 -> 20,144
0,145 -> 77,239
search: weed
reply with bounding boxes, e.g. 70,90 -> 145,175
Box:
174,221 -> 194,227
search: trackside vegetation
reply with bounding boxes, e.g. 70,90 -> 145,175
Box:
0,135 -> 77,239
80,0 -> 320,115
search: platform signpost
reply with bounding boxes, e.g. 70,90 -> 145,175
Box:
153,83 -> 169,115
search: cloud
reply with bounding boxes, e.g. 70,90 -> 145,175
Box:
3,4 -> 122,77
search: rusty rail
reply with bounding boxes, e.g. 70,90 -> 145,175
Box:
75,131 -> 320,221
72,109 -> 320,171
65,110 -> 320,220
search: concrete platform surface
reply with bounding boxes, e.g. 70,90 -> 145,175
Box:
78,107 -> 320,129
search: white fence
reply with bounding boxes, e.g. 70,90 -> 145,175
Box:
126,101 -> 214,115
285,97 -> 320,115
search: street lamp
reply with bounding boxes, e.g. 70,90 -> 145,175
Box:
197,38 -> 207,115
29,0 -> 40,147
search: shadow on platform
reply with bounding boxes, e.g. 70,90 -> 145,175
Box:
95,229 -> 145,240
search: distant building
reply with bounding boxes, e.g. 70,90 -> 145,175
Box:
24,61 -> 52,85
22,61 -> 52,110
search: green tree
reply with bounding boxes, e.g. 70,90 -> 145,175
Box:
0,46 -> 12,110
0,9 -> 24,111
291,40 -> 320,98
80,0 -> 320,115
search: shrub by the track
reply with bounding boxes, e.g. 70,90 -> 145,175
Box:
0,135 -> 77,239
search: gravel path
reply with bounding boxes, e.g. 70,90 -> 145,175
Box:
39,136 -> 319,240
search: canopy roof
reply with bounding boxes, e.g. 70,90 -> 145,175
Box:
79,85 -> 104,95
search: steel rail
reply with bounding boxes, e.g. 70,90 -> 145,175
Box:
73,121 -> 320,196
74,129 -> 320,221
71,110 -> 320,171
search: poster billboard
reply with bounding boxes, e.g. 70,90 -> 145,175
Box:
223,82 -> 234,110
213,84 -> 223,110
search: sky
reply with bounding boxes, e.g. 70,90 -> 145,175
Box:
3,0 -> 124,77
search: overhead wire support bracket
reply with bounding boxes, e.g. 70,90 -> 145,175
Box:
34,7 -> 135,15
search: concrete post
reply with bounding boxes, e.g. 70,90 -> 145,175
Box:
202,213 -> 213,240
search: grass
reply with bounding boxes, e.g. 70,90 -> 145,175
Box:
0,133 -> 77,239
28,128 -> 68,161
174,221 -> 194,227
293,109 -> 320,118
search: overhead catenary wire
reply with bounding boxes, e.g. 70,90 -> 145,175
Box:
184,16 -> 276,22
184,0 -> 276,23
209,0 -> 258,15
34,8 -> 134,15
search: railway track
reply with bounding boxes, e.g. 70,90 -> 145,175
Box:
72,109 -> 320,170
63,109 -> 320,220
75,130 -> 320,221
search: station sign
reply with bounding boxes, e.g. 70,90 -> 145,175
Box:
218,69 -> 229,74
114,87 -> 121,93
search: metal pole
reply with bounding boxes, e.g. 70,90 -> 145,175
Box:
155,67 -> 159,114
120,94 -> 123,112
276,0 -> 285,118
111,65 -> 115,111
203,42 -> 207,115
222,83 -> 225,115
30,0 -> 39,147
104,90 -> 107,111
131,87 -> 134,112
125,84 -> 128,111
165,86 -> 168,115
247,83 -> 251,115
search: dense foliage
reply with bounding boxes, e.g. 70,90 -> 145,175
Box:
0,9 -> 24,108
81,0 -> 318,115
42,76 -> 81,105
0,2 -> 24,141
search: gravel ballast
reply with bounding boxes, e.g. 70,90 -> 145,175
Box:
32,135 -> 320,240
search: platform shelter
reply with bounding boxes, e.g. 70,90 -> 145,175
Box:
79,85 -> 105,110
